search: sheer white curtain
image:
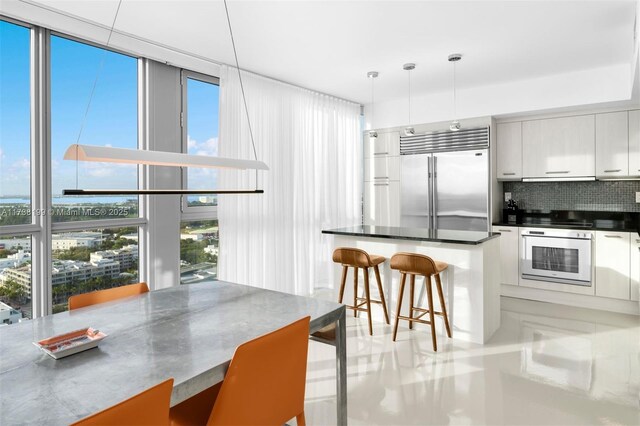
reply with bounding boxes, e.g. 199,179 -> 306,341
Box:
217,65 -> 361,296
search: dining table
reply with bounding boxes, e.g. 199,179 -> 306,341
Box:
0,281 -> 347,425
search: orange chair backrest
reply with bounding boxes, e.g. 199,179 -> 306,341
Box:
68,282 -> 150,310
333,247 -> 372,268
207,316 -> 311,426
71,378 -> 173,426
390,252 -> 439,276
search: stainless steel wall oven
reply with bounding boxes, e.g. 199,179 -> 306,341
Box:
521,229 -> 593,286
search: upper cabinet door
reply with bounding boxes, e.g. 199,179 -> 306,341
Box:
496,121 -> 522,180
522,115 -> 595,178
629,110 -> 640,177
364,131 -> 400,158
496,122 -> 522,180
595,112 -> 629,178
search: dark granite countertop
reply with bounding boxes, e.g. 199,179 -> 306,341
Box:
495,210 -> 640,234
322,225 -> 500,245
493,222 -> 640,233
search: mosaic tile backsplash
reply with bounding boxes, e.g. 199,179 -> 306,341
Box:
503,181 -> 640,212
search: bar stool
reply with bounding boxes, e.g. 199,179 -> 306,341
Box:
333,247 -> 390,335
390,252 -> 452,351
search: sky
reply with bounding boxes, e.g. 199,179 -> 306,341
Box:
0,21 -> 30,198
0,19 -> 219,201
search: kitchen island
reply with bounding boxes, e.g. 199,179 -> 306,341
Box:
322,225 -> 501,344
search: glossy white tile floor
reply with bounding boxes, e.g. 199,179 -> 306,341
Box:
304,297 -> 640,425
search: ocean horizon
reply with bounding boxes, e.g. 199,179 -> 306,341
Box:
1,196 -> 137,205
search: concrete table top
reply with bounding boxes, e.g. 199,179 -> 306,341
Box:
0,281 -> 345,425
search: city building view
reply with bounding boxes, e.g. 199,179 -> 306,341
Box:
0,220 -> 219,323
0,228 -> 141,319
179,220 -> 219,285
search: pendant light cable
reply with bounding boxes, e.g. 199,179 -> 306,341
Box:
402,63 -> 415,135
73,0 -> 123,190
448,54 -> 462,131
453,60 -> 457,119
64,0 -> 266,196
367,71 -> 378,137
223,0 -> 259,189
408,68 -> 411,124
371,75 -> 375,128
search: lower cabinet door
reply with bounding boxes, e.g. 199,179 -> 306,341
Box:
376,181 -> 400,226
492,225 -> 519,286
631,236 -> 640,302
364,181 -> 400,226
595,231 -> 631,300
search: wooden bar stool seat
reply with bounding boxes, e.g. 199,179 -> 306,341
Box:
333,247 -> 390,335
390,252 -> 452,351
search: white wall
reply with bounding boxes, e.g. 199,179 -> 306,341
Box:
365,63 -> 633,129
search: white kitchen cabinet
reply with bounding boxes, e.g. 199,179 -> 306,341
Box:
492,225 -> 519,286
363,180 -> 400,226
364,131 -> 400,158
496,122 -> 522,180
364,156 -> 400,181
595,231 -> 631,300
522,115 -> 595,178
630,235 -> 640,302
595,112 -> 629,178
629,110 -> 640,177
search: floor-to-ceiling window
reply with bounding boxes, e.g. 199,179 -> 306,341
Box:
0,19 -> 148,319
180,71 -> 220,284
49,35 -> 142,312
0,17 -> 223,317
0,20 -> 33,322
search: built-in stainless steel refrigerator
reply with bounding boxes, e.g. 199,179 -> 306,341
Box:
400,127 -> 490,232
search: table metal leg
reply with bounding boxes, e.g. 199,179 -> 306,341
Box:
335,308 -> 347,425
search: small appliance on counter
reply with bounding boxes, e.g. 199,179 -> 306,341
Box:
503,199 -> 523,224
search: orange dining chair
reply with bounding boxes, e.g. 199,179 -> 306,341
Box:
170,316 -> 311,426
71,378 -> 174,426
68,282 -> 150,310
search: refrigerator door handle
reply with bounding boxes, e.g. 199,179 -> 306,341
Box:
428,155 -> 433,230
432,156 -> 438,230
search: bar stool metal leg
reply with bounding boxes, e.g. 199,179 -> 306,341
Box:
392,272 -> 407,342
408,274 -> 415,330
435,272 -> 452,338
425,275 -> 438,351
353,267 -> 358,318
363,267 -> 373,335
373,265 -> 390,324
338,266 -> 348,304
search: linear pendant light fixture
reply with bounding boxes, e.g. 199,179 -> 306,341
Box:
64,145 -> 268,171
63,0 -> 267,196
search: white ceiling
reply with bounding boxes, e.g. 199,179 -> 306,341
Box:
13,0 -> 640,104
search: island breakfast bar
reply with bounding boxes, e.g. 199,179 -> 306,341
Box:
323,226 -> 501,344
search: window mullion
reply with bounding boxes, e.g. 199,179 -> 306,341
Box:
51,218 -> 147,233
31,25 -> 52,318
